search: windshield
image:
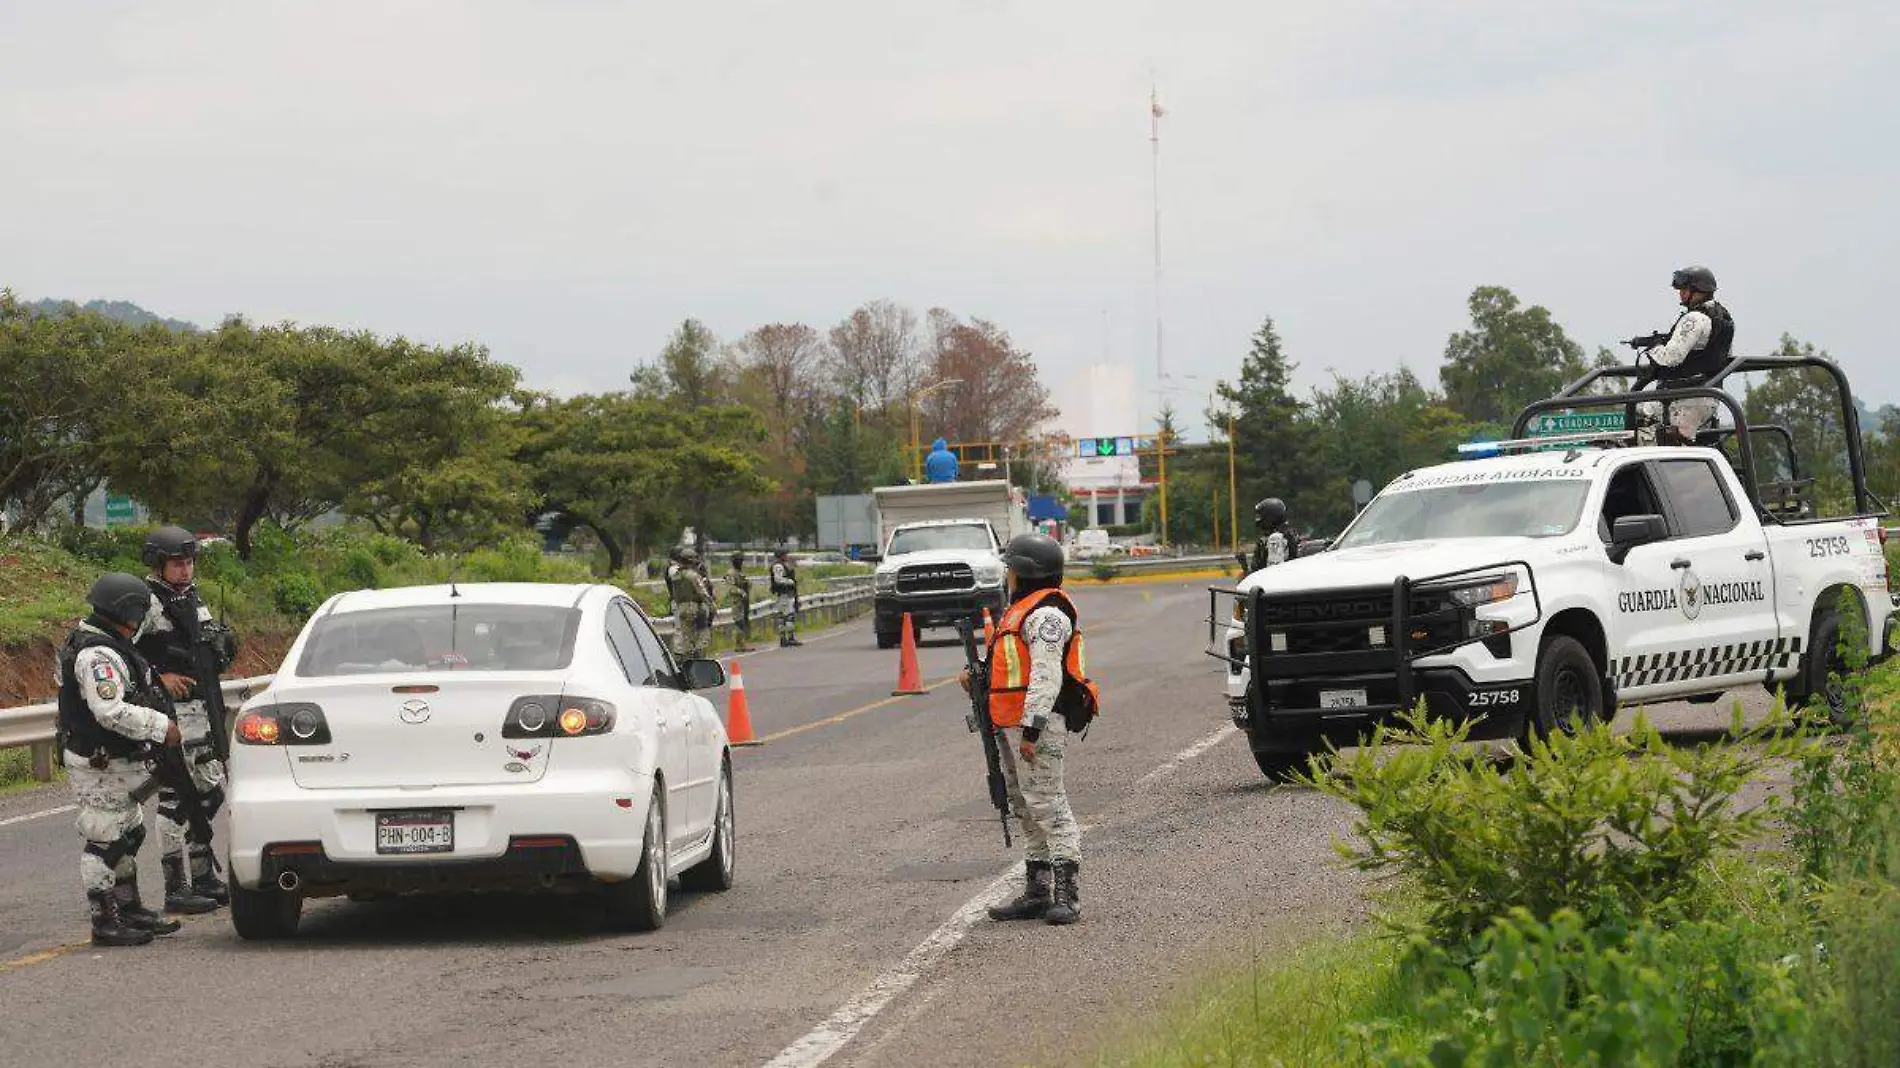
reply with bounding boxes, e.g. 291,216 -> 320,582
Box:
295,605 -> 582,676
1335,477 -> 1590,549
886,524 -> 995,556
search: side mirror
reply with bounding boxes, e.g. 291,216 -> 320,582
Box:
1609,514 -> 1668,563
681,658 -> 727,691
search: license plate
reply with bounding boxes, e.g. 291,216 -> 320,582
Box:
1319,689 -> 1370,710
375,811 -> 454,855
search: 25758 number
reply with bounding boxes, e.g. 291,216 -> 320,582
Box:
1807,536 -> 1851,558
1469,689 -> 1521,708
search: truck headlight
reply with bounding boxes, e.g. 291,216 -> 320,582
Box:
974,563 -> 1006,587
1444,574 -> 1520,608
875,572 -> 896,593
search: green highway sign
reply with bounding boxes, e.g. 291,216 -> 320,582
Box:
1528,411 -> 1625,437
103,494 -> 137,527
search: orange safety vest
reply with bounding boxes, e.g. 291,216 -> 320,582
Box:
987,588 -> 1099,729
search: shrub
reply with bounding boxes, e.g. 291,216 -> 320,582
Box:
269,571 -> 325,617
1089,559 -> 1119,582
1308,707 -> 1811,947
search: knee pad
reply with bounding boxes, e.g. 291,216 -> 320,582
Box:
199,785 -> 225,820
122,823 -> 147,857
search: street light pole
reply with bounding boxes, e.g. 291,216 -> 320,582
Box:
1227,412 -> 1239,553
908,378 -> 965,482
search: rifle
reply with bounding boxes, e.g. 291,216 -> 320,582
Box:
131,738 -> 218,849
957,618 -> 1018,847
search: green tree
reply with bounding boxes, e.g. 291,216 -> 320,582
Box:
633,318 -> 729,409
1212,317 -> 1307,523
0,292 -> 124,529
1439,286 -> 1588,425
1300,368 -> 1472,532
514,393 -> 675,573
1744,334 -> 1854,511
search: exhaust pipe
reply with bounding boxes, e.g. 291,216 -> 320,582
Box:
277,870 -> 302,892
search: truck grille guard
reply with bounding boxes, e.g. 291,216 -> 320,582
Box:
1205,561 -> 1544,710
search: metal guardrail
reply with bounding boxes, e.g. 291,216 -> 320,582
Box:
0,581 -> 877,782
1075,553 -> 1237,576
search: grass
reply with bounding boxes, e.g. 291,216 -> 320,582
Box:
0,540 -> 93,646
1090,919 -> 1421,1068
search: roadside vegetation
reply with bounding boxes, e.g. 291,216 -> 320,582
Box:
1098,601 -> 1900,1067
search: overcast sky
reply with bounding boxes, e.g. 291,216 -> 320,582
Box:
4,1 -> 1895,439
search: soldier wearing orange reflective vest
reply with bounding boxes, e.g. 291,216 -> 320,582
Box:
962,532 -> 1100,926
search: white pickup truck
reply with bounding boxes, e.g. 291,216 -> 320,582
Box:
1213,354 -> 1894,780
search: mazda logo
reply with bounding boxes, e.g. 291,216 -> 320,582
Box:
398,699 -> 432,724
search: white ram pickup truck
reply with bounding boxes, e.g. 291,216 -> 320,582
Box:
1213,440 -> 1894,780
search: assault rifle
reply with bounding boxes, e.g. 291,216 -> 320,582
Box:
131,738 -> 218,850
957,618 -> 1018,847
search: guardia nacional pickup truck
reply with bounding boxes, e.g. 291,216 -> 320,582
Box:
1211,349 -> 1896,780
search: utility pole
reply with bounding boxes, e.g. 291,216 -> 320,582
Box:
1150,80 -> 1165,384
1227,411 -> 1239,552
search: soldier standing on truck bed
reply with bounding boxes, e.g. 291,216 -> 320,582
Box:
1627,265 -> 1736,446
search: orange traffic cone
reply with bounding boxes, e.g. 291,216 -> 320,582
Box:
725,659 -> 762,746
892,612 -> 926,696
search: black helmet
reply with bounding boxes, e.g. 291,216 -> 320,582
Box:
88,572 -> 152,629
1670,266 -> 1717,294
141,525 -> 199,570
730,552 -> 745,568
1000,533 -> 1064,580
1254,498 -> 1287,526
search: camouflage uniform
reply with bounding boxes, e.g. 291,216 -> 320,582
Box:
1003,606 -> 1080,865
57,619 -> 178,944
137,580 -> 235,908
723,564 -> 754,650
669,559 -> 714,658
769,556 -> 801,647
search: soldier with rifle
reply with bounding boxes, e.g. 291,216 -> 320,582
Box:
136,526 -> 237,913
56,574 -> 187,945
958,533 -> 1100,926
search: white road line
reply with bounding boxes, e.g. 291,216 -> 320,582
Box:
0,804 -> 75,829
761,869 -> 1017,1068
1134,723 -> 1237,789
761,723 -> 1238,1068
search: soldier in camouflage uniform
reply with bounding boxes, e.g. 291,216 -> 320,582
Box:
668,547 -> 715,659
136,526 -> 234,913
723,553 -> 755,652
58,573 -> 186,947
770,549 -> 802,648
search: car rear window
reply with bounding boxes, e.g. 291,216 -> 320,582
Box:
295,605 -> 582,676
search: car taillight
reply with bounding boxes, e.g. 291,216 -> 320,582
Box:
504,695 -> 615,739
236,703 -> 331,746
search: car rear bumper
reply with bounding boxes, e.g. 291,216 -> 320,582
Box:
228,769 -> 655,892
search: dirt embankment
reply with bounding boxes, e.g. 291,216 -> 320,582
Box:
0,631 -> 297,706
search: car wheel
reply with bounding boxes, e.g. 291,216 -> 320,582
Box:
603,784 -> 668,932
1793,607 -> 1854,728
230,879 -> 303,941
682,760 -> 736,893
875,629 -> 899,649
1527,635 -> 1602,742
1251,749 -> 1307,783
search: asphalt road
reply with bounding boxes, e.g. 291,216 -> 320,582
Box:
0,580 -> 1775,1068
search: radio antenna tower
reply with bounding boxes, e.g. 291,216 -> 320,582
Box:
1150,78 -> 1166,383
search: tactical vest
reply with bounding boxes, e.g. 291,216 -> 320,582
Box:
139,579 -> 203,677
987,588 -> 1101,730
58,624 -> 165,759
1657,300 -> 1735,387
668,566 -> 707,605
770,563 -> 798,594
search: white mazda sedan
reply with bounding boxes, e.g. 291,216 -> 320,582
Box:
224,582 -> 736,939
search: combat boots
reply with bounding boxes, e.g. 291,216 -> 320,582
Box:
162,855 -> 219,915
987,860 -> 1052,921
114,876 -> 183,936
1044,861 -> 1081,926
190,845 -> 230,906
88,889 -> 155,947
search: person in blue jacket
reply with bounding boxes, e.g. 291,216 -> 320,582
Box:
924,438 -> 959,483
